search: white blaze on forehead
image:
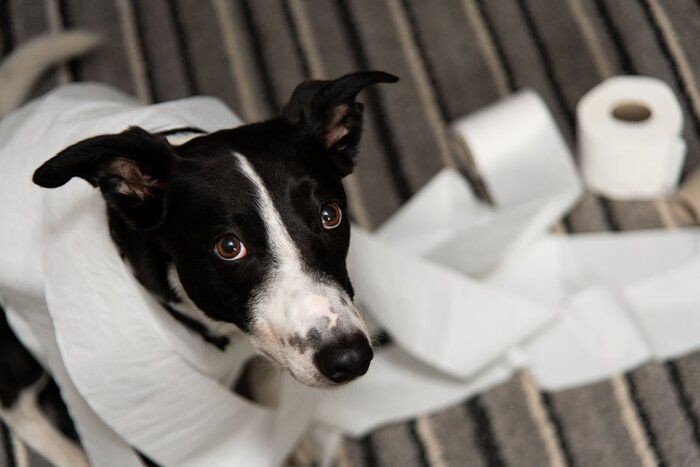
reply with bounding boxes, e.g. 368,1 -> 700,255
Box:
232,152 -> 304,275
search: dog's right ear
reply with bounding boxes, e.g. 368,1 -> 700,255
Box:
281,71 -> 398,177
33,126 -> 175,230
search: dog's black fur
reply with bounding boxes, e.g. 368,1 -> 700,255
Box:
1,72 -> 397,457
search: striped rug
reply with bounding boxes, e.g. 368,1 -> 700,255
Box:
2,0 -> 700,465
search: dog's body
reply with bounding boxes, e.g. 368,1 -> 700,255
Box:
0,36 -> 396,466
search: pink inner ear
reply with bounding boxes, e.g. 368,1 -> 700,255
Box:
111,158 -> 159,199
324,104 -> 350,149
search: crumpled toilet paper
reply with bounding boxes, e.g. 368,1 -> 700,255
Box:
2,84 -> 700,466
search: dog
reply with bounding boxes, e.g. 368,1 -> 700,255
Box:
0,33 -> 398,466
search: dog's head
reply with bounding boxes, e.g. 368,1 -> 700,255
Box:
33,71 -> 398,387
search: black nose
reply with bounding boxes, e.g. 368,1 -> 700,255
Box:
314,334 -> 373,384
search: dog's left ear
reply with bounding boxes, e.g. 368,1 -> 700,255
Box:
280,71 -> 398,176
33,126 -> 175,230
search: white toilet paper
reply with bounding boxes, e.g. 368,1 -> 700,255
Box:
439,90 -> 582,274
577,76 -> 686,199
5,82 -> 700,465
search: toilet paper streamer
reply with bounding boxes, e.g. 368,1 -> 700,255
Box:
577,76 -> 686,199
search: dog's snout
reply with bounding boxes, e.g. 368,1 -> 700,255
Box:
314,333 -> 373,384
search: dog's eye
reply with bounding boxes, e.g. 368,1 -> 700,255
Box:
214,235 -> 247,261
321,203 -> 342,229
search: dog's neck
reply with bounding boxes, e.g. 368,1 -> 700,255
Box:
108,208 -> 239,349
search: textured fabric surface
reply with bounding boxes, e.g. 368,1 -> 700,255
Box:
1,0 -> 700,465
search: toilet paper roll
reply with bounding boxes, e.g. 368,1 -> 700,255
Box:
451,90 -> 580,209
577,76 -> 686,199
440,90 -> 582,272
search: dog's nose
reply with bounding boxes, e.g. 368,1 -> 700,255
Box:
314,333 -> 373,383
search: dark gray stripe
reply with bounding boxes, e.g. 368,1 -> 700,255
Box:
165,0 -> 198,95
372,423 -> 429,467
591,0 -> 635,74
161,1 -> 239,107
25,447 -> 53,467
426,404 -> 488,466
243,0 -> 308,113
398,0 -> 501,119
661,1 -> 700,97
128,0 -> 155,102
513,0 -> 574,128
341,437 -> 369,467
129,0 -> 189,102
399,0 -> 451,120
466,396 -> 507,467
335,0 -> 413,203
624,372 -> 666,466
360,433 -> 379,467
240,0 -> 279,113
474,0 -> 517,92
480,375 -> 551,466
637,0 -> 700,140
406,420 -> 429,467
280,0 -> 311,80
541,391 -> 576,467
547,381 -> 645,466
628,362 -> 700,465
666,361 -> 700,451
0,0 -> 14,56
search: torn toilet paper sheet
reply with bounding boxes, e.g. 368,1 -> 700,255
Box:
2,83 -> 700,465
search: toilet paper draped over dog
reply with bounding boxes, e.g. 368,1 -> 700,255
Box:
0,84 -> 316,466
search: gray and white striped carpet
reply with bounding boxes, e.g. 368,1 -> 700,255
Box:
2,0 -> 700,465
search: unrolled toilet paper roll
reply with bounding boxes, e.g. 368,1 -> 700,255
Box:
436,90 -> 582,273
577,76 -> 686,199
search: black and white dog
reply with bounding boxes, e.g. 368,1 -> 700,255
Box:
1,44 -> 397,463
